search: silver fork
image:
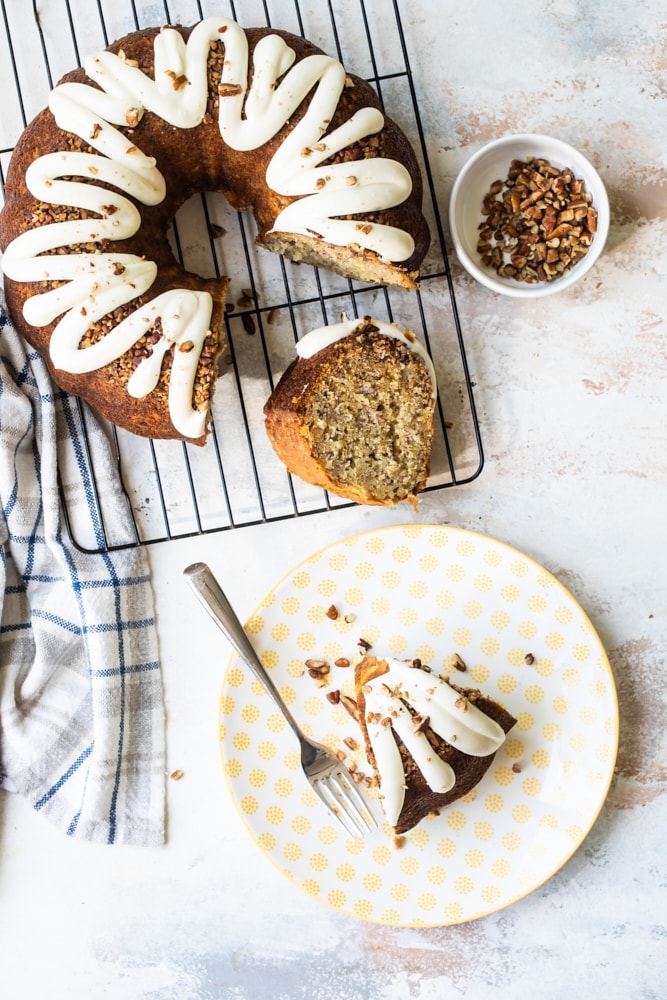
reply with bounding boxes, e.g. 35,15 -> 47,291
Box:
184,562 -> 376,839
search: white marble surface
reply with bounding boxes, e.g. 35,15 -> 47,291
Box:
2,0 -> 666,997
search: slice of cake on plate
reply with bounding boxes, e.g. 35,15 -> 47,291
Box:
355,654 -> 516,834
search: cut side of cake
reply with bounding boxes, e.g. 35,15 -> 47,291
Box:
355,655 -> 516,834
263,317 -> 436,507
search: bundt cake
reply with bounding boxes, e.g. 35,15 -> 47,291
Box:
263,316 -> 436,507
0,16 -> 430,444
355,654 -> 516,834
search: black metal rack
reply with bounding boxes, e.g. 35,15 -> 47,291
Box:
0,0 -> 483,553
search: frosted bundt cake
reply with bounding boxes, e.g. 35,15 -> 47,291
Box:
263,317 -> 436,507
0,17 -> 430,444
355,654 -> 516,834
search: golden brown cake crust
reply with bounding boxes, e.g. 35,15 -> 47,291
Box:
0,23 -> 430,444
355,656 -> 517,835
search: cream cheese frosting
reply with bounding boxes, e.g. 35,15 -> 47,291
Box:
2,17 -> 416,438
363,658 -> 507,827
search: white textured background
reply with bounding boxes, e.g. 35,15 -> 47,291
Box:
1,1 -> 666,998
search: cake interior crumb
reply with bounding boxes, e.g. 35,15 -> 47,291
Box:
302,333 -> 433,502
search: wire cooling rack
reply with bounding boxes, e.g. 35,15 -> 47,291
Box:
0,0 -> 483,553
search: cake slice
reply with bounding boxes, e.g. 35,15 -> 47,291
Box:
355,655 -> 516,834
263,317 -> 436,508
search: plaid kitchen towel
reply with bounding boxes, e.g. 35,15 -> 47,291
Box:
0,302 -> 166,845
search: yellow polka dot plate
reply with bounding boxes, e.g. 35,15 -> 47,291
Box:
218,524 -> 618,926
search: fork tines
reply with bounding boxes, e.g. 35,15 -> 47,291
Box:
315,770 -> 377,839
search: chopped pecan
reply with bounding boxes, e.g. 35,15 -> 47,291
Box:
477,156 -> 598,283
339,694 -> 360,721
218,82 -> 243,97
452,653 -> 467,672
305,659 -> 330,679
412,714 -> 430,734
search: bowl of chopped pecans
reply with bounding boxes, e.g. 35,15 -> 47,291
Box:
448,133 -> 609,296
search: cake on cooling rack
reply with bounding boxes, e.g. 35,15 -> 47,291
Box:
0,16 -> 429,444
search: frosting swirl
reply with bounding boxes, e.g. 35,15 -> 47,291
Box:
363,658 -> 508,827
2,18 -> 416,438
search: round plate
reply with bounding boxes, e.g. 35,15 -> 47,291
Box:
218,524 -> 618,926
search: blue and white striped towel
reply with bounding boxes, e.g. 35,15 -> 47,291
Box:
0,301 -> 165,845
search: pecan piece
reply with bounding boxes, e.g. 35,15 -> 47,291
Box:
339,694 -> 360,721
476,156 -> 598,283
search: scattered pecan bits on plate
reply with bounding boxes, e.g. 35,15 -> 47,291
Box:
477,157 -> 598,284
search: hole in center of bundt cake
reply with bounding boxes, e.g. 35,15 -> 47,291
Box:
304,334 -> 434,502
166,192 -> 236,281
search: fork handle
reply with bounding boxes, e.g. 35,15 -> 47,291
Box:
184,562 -> 302,742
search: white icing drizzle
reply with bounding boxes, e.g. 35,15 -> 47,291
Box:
364,658 -> 508,827
2,16 -> 416,437
296,317 -> 437,396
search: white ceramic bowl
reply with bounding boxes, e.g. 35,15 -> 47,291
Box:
448,133 -> 610,297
